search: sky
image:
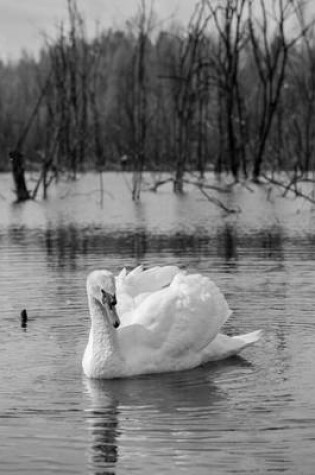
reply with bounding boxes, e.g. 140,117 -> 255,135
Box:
0,0 -> 196,61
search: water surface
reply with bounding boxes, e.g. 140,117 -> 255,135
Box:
1,173 -> 315,474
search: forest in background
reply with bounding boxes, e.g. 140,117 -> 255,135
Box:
1,0 -> 315,200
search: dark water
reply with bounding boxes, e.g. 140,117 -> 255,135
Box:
1,172 -> 315,474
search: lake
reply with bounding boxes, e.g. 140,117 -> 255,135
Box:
1,172 -> 315,474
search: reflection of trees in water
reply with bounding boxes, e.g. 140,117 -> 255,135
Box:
42,226 -> 215,269
260,228 -> 284,260
217,224 -> 238,266
132,230 -> 147,263
41,226 -> 232,268
43,224 -> 285,269
44,225 -> 149,268
215,224 -> 285,264
5,223 -> 287,272
45,225 -> 83,270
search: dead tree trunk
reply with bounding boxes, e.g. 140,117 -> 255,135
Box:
89,46 -> 105,169
9,71 -> 51,202
132,27 -> 147,201
9,151 -> 30,201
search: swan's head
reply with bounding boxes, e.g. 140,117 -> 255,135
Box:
87,270 -> 120,329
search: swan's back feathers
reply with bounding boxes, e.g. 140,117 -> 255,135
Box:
117,265 -> 180,297
168,272 -> 232,353
116,265 -> 180,321
121,271 -> 232,360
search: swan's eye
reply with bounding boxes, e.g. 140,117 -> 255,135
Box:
100,289 -> 117,309
108,294 -> 117,309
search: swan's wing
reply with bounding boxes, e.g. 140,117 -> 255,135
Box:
116,265 -> 180,319
121,272 -> 232,357
117,265 -> 180,297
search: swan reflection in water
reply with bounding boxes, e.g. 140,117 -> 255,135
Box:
84,358 -> 252,474
84,381 -> 119,474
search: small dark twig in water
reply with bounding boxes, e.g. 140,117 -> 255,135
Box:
20,309 -> 28,329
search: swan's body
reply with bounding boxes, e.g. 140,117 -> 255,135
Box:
82,266 -> 262,379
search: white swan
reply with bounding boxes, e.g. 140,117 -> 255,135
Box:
82,266 -> 262,379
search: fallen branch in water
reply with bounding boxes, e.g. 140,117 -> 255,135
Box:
261,174 -> 315,204
145,177 -> 174,192
144,173 -> 232,194
142,173 -> 240,212
198,187 -> 240,214
182,178 -> 231,194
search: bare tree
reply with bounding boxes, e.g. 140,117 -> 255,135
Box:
130,0 -> 156,200
89,39 -> 106,169
47,0 -> 92,178
286,0 -> 315,174
206,0 -> 249,180
248,0 -> 307,181
164,2 -> 210,192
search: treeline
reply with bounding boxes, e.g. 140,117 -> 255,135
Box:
1,0 -> 315,197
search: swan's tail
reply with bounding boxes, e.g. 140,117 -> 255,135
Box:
203,330 -> 263,362
236,329 -> 263,348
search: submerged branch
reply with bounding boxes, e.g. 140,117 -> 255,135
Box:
261,174 -> 315,204
137,173 -> 239,213
145,177 -> 174,192
144,173 -> 232,194
182,178 -> 231,194
197,186 -> 240,214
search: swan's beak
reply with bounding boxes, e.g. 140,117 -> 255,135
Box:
109,307 -> 120,329
101,292 -> 120,329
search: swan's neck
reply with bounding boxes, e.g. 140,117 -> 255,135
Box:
84,295 -> 121,377
89,295 -> 117,350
